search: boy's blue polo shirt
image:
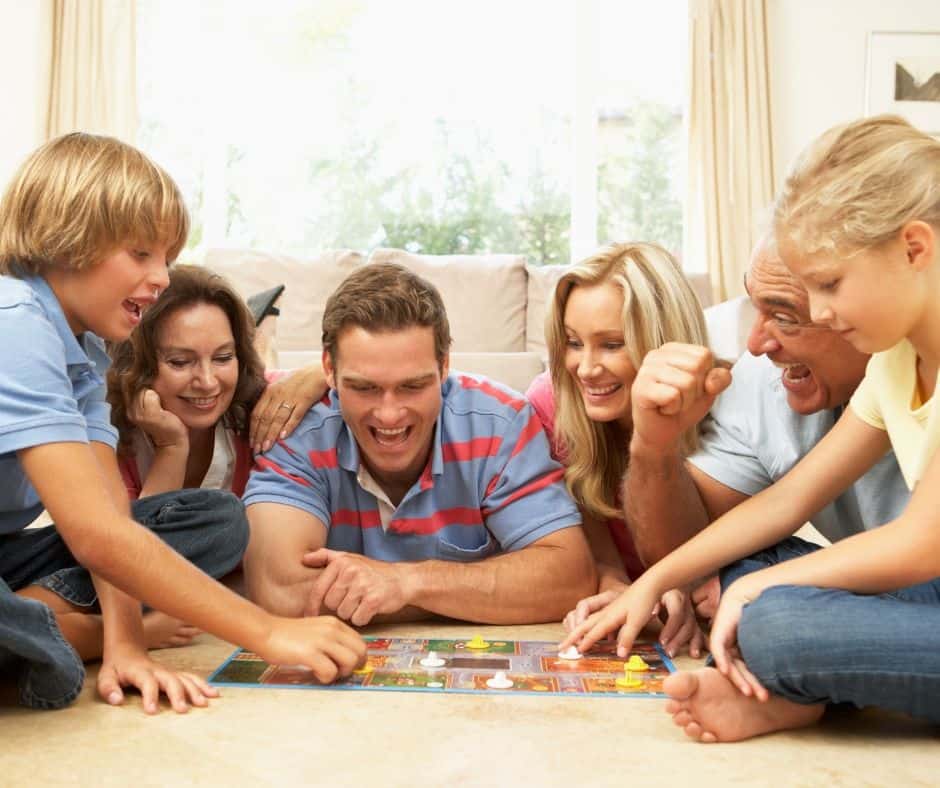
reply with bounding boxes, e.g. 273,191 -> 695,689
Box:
244,373 -> 582,562
0,273 -> 118,535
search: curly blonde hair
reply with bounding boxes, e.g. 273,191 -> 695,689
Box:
774,115 -> 940,256
545,242 -> 707,521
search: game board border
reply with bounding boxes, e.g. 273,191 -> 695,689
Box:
208,637 -> 678,699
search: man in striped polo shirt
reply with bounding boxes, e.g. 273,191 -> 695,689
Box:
243,263 -> 596,626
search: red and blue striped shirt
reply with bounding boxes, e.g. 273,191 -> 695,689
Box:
243,373 -> 582,561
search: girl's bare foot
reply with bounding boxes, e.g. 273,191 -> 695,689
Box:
664,668 -> 824,742
143,612 -> 201,649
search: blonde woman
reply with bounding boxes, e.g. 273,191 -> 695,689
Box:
564,115 -> 940,742
526,242 -> 708,657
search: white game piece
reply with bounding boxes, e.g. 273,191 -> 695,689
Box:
558,646 -> 582,660
427,681 -> 444,689
486,671 -> 513,689
420,651 -> 446,668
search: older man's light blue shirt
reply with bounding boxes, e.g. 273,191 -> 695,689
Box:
0,273 -> 118,535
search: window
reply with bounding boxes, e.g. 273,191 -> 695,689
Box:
138,0 -> 686,265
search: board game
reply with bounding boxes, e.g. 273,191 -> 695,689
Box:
209,636 -> 676,698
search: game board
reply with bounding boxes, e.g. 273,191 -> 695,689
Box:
209,636 -> 676,698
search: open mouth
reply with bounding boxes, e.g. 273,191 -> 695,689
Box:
370,425 -> 411,447
122,299 -> 143,324
582,382 -> 623,399
180,395 -> 220,411
777,363 -> 815,394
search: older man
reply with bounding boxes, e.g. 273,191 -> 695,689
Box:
602,240 -> 910,617
243,263 -> 596,626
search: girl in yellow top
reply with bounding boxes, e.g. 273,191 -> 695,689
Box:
563,115 -> 940,742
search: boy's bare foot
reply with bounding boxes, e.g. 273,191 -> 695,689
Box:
663,668 -> 824,743
143,612 -> 201,649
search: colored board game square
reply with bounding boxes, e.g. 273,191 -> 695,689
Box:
266,665 -> 321,686
426,639 -> 518,654
448,657 -> 511,670
366,671 -> 450,689
583,675 -> 667,694
541,657 -> 627,673
367,637 -> 426,652
213,656 -> 267,684
470,674 -> 558,692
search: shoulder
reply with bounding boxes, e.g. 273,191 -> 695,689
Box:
0,276 -> 46,323
867,341 -> 914,379
711,353 -> 784,418
525,370 -> 554,402
281,390 -> 348,448
442,372 -> 530,422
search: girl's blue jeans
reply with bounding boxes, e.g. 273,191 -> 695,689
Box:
0,489 -> 248,710
721,536 -> 940,723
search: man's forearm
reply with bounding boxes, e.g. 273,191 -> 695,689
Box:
402,530 -> 597,624
623,438 -> 710,565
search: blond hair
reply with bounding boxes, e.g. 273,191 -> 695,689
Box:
546,242 -> 707,521
774,115 -> 940,256
0,132 -> 188,275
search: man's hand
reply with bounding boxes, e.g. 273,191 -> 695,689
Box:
257,615 -> 367,683
302,549 -> 410,626
631,343 -> 732,454
98,641 -> 218,714
129,389 -> 188,450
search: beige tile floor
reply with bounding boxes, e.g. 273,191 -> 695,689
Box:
1,621 -> 938,787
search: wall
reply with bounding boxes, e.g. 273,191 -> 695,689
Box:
2,3 -> 938,219
0,1 -> 44,188
768,0 -> 940,180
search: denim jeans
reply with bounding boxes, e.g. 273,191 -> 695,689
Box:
0,489 -> 248,710
720,536 -> 940,723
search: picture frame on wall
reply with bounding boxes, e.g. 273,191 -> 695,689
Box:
866,31 -> 940,134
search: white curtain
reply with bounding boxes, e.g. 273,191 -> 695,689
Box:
41,0 -> 137,142
686,0 -> 775,303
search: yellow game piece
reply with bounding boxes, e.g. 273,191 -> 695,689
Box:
465,635 -> 490,650
625,655 -> 650,672
615,666 -> 643,689
353,662 -> 374,675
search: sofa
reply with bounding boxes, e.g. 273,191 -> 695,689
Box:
205,247 -> 747,394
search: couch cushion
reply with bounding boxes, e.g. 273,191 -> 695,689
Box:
525,263 -> 570,361
449,352 -> 545,395
203,248 -> 364,352
368,249 -> 527,353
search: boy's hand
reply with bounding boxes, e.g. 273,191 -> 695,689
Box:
98,642 -> 218,714
129,389 -> 188,450
257,615 -> 367,683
